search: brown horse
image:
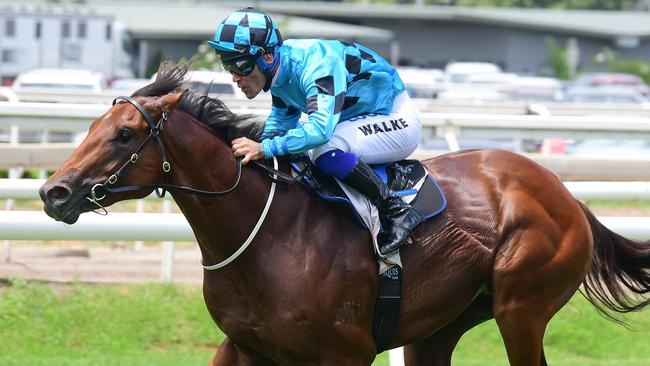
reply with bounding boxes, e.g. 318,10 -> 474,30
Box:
40,63 -> 650,365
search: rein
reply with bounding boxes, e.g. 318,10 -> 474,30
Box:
86,95 -> 278,270
202,156 -> 278,270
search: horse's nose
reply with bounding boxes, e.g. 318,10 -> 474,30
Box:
40,183 -> 72,205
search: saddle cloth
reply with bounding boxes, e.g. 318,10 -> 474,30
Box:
289,156 -> 447,262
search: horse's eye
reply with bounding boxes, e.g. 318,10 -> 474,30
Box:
117,128 -> 133,144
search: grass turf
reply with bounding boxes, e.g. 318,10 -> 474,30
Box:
1,279 -> 649,365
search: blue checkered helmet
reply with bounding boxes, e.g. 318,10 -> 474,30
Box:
208,7 -> 283,57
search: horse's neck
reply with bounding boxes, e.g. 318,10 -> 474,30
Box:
173,167 -> 273,267
163,114 -> 281,267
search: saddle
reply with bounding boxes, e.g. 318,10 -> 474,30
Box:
287,154 -> 447,229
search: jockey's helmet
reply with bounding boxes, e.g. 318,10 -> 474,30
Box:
208,7 -> 282,75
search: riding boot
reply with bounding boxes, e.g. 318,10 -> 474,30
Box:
343,161 -> 425,255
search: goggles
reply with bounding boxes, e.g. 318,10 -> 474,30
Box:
220,54 -> 257,76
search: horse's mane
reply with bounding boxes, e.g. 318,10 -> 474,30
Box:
131,61 -> 263,142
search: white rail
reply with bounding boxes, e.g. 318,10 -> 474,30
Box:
1,210 -> 649,251
0,101 -> 265,131
421,113 -> 650,140
5,179 -> 650,201
4,102 -> 650,140
0,211 -> 192,241
10,90 -> 650,116
0,178 -> 172,200
564,181 -> 650,200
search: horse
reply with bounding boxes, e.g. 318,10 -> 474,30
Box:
40,62 -> 650,366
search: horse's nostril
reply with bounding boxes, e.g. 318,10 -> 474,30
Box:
47,185 -> 72,202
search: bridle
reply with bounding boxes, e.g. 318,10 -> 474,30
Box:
86,95 -> 278,270
87,96 -> 247,211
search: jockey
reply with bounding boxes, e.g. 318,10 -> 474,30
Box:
208,7 -> 424,255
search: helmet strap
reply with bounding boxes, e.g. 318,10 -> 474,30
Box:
257,48 -> 280,92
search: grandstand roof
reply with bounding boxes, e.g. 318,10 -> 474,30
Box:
251,1 -> 650,39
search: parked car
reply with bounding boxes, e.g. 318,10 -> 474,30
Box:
443,62 -> 502,84
566,139 -> 650,159
562,86 -> 649,105
435,86 -> 509,102
571,72 -> 650,96
109,78 -> 151,94
437,62 -> 514,101
395,66 -> 444,98
187,70 -> 244,99
510,76 -> 563,102
12,68 -> 107,93
562,72 -> 650,103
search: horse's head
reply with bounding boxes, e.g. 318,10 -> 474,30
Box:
40,91 -> 186,224
40,61 -> 263,224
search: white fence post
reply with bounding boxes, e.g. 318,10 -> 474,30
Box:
134,199 -> 145,252
389,348 -> 405,366
161,199 -> 175,283
39,129 -> 49,179
3,126 -> 20,262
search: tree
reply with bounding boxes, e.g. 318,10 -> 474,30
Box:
592,47 -> 650,85
546,38 -> 571,80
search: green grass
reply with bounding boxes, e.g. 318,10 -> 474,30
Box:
449,294 -> 650,366
1,280 -> 650,365
0,279 -> 219,366
585,199 -> 650,210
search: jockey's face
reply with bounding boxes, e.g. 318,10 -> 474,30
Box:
231,53 -> 274,99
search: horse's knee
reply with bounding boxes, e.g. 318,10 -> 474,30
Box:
210,339 -> 239,366
210,338 -> 277,366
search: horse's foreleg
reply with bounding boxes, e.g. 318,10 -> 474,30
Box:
210,338 -> 276,366
403,294 -> 493,366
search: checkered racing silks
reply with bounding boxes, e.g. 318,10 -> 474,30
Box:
208,7 -> 282,56
260,39 -> 408,160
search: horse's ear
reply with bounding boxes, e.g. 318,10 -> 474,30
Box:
161,89 -> 188,112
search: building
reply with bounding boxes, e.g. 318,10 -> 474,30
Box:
0,0 -> 395,80
0,3 -> 133,84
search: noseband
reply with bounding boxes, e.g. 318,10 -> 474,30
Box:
87,96 -> 245,213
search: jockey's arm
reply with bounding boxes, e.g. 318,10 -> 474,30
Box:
233,103 -> 301,165
261,56 -> 347,159
260,102 -> 301,140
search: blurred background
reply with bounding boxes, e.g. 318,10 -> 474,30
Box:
2,1 -> 650,366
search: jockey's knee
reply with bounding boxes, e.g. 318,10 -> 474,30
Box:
314,149 -> 359,180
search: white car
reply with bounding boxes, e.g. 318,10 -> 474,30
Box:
187,70 -> 245,99
12,68 -> 107,93
109,78 -> 151,94
395,66 -> 444,99
443,62 -> 502,84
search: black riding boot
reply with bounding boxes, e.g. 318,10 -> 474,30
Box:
343,161 -> 425,255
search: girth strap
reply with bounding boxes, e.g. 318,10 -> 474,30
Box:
372,265 -> 403,353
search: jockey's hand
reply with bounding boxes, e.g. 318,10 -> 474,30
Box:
231,137 -> 264,165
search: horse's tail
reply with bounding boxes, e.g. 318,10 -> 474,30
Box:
578,201 -> 650,322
